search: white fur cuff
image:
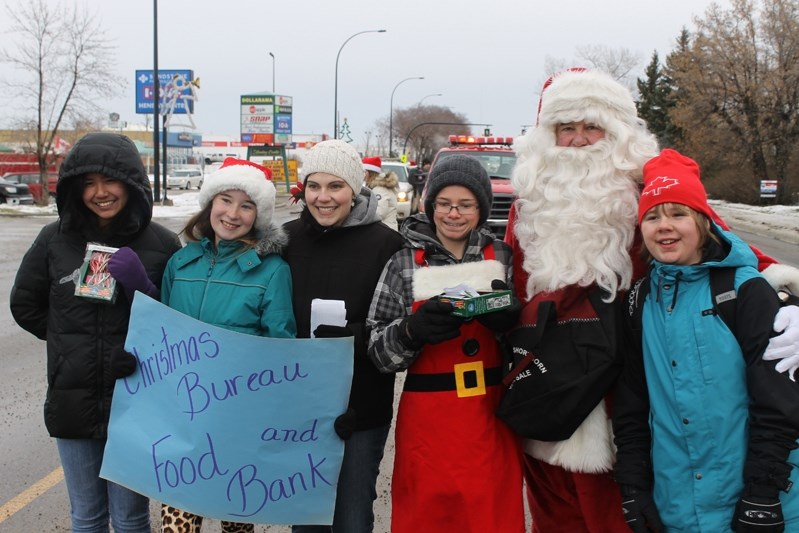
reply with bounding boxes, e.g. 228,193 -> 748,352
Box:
412,260 -> 506,301
762,263 -> 799,294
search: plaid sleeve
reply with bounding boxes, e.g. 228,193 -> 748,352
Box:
367,249 -> 419,372
493,240 -> 514,289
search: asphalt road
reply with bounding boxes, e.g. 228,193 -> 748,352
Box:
1,195 -> 796,532
0,198 -> 392,533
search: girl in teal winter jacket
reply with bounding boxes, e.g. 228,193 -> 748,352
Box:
613,150 -> 799,533
159,158 -> 296,533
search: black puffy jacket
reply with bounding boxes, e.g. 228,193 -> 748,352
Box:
10,132 -> 181,439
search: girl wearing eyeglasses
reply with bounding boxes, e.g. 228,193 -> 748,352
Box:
367,154 -> 525,532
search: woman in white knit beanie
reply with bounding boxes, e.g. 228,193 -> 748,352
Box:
284,139 -> 406,533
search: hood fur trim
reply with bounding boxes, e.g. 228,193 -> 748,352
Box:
254,222 -> 288,256
369,171 -> 399,190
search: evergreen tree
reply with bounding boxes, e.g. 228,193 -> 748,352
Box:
662,28 -> 691,149
636,51 -> 678,148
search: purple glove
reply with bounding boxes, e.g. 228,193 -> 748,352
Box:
107,247 -> 157,301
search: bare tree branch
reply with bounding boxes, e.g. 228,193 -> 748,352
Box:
0,0 -> 123,204
668,0 -> 799,203
373,105 -> 471,162
541,46 -> 642,96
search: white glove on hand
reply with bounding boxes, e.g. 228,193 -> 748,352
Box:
763,305 -> 799,381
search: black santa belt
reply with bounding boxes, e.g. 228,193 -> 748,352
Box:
403,362 -> 503,397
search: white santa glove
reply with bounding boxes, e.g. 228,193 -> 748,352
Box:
763,305 -> 799,381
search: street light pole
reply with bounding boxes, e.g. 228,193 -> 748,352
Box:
418,93 -> 443,106
269,52 -> 275,94
152,0 -> 160,202
389,76 -> 424,157
334,29 -> 386,139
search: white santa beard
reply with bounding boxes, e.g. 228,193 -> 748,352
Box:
514,142 -> 639,300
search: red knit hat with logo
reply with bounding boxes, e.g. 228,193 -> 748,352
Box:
638,149 -> 714,224
362,156 -> 382,174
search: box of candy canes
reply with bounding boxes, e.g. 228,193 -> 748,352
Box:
437,283 -> 513,318
75,243 -> 119,303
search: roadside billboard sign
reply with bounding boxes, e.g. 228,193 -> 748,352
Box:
240,93 -> 292,145
135,69 -> 194,114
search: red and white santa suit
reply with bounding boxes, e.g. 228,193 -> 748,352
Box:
505,68 -> 796,533
368,154 -> 525,533
369,231 -> 524,531
395,247 -> 523,533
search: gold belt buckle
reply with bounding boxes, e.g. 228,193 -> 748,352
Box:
454,361 -> 486,398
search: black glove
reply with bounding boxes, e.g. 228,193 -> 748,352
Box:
732,495 -> 784,532
399,299 -> 463,349
109,345 -> 137,379
334,408 -> 356,440
477,279 -> 521,332
313,324 -> 352,338
620,485 -> 664,533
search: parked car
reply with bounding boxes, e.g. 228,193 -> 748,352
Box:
381,161 -> 417,221
166,168 -> 204,190
204,153 -> 237,165
0,177 -> 35,205
2,171 -> 58,197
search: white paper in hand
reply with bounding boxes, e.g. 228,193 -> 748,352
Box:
442,283 -> 480,298
310,299 -> 347,338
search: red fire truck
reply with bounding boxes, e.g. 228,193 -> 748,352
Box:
0,153 -> 60,201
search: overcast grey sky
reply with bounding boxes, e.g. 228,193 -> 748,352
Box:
0,0 -> 732,146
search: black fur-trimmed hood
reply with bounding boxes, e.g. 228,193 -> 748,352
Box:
56,133 -> 152,240
254,222 -> 289,256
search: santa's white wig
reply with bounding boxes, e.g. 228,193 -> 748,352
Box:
511,69 -> 660,300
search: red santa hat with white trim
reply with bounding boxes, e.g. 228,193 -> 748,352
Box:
199,157 -> 276,236
362,156 -> 382,174
536,68 -> 639,132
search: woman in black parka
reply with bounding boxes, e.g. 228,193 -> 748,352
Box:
10,132 -> 181,533
284,139 -> 405,533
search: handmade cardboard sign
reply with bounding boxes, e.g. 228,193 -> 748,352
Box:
100,294 -> 353,525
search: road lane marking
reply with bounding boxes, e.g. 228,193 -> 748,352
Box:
0,467 -> 64,523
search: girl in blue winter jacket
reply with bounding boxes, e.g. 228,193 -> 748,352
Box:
612,149 -> 799,533
159,158 -> 296,533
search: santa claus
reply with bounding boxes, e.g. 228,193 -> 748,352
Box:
505,68 -> 799,532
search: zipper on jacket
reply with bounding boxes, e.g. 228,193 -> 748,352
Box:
97,303 -> 106,438
199,255 -> 216,319
667,272 -> 682,313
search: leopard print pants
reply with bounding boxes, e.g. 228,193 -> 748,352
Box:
160,504 -> 255,533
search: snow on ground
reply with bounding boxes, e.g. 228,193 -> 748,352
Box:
1,196 -> 796,245
0,192 -> 203,219
0,191 -> 298,219
709,200 -> 799,245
